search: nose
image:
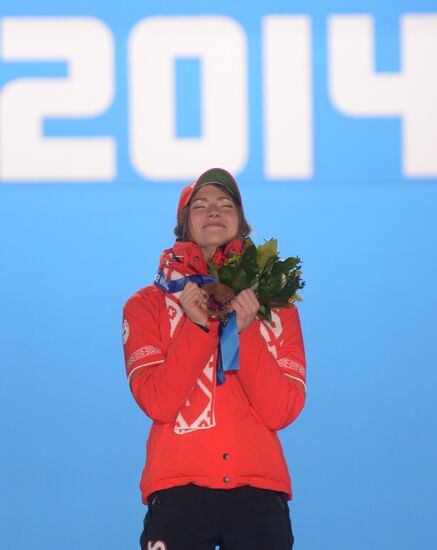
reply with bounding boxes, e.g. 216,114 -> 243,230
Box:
206,203 -> 220,216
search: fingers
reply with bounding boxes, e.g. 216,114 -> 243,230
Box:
180,284 -> 260,330
231,289 -> 259,314
182,288 -> 207,309
230,289 -> 260,332
179,282 -> 208,326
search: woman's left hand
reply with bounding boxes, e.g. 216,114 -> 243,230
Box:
230,289 -> 260,333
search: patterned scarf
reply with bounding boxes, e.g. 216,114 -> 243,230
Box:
159,240 -> 242,434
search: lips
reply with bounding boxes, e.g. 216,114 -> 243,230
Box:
203,223 -> 225,228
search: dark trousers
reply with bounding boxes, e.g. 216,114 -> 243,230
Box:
140,484 -> 294,550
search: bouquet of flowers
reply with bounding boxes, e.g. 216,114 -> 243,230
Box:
204,238 -> 305,323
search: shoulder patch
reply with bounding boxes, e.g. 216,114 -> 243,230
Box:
122,319 -> 130,345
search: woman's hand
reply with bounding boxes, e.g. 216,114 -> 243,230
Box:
230,289 -> 260,333
179,282 -> 208,327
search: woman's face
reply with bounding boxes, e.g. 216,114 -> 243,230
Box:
187,184 -> 240,259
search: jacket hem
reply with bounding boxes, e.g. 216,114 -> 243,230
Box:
141,475 -> 292,504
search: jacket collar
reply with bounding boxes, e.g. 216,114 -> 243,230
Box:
160,239 -> 244,276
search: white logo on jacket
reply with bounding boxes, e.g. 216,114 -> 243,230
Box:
259,310 -> 283,358
122,319 -> 130,344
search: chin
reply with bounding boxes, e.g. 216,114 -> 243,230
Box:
201,233 -> 230,246
204,240 -> 228,248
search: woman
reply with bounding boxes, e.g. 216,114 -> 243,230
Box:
122,168 -> 306,550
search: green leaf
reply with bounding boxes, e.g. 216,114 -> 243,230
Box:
208,261 -> 219,280
260,254 -> 279,276
219,265 -> 250,292
279,256 -> 301,272
242,240 -> 257,266
257,304 -> 272,324
257,239 -> 278,271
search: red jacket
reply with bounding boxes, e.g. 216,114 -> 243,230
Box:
122,240 -> 306,504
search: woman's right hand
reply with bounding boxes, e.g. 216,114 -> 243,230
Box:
179,282 -> 208,327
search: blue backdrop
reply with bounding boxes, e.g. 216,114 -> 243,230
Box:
1,1 -> 437,549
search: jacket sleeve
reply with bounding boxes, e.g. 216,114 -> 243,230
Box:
236,305 -> 306,431
122,289 -> 219,423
